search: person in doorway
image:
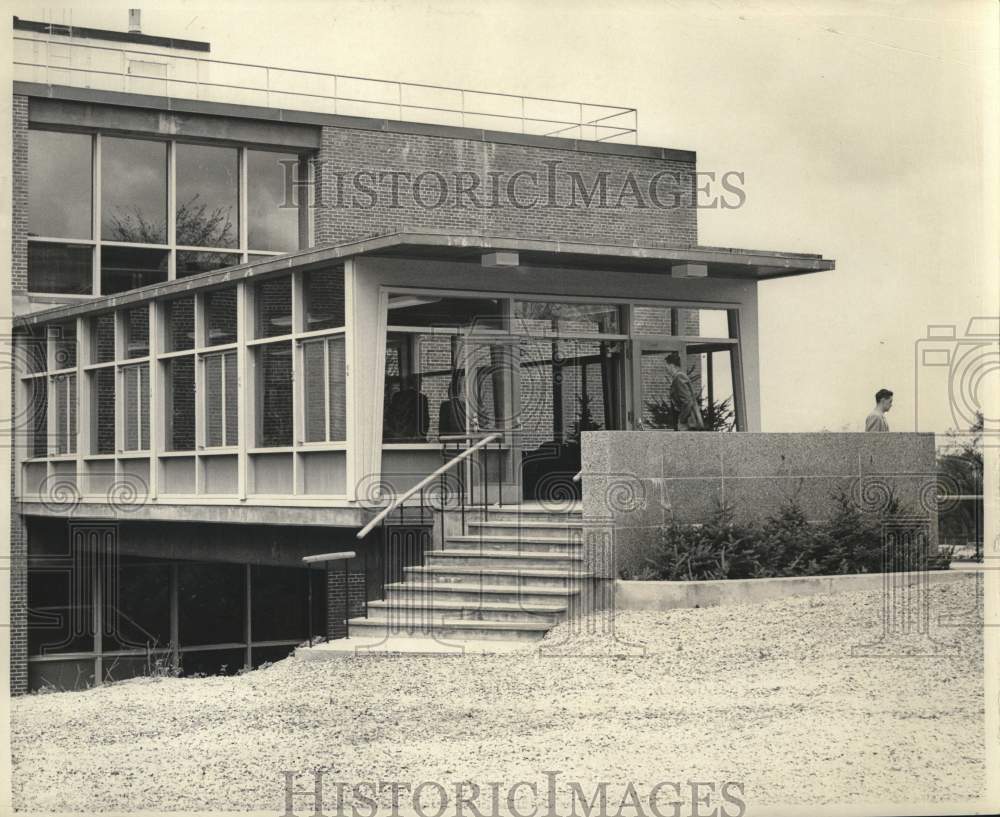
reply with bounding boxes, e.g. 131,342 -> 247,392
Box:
865,388 -> 893,432
665,352 -> 704,430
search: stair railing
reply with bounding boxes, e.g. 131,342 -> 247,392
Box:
356,432 -> 504,601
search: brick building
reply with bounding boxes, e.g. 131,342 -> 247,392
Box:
8,15 -> 834,691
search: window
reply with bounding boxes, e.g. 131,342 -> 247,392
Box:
255,277 -> 293,338
630,306 -> 735,338
204,351 -> 238,447
52,374 -> 77,456
302,337 -> 346,442
28,130 -> 92,239
101,246 -> 168,294
122,364 -> 150,451
175,143 -> 238,249
513,301 -> 621,336
206,288 -> 238,346
27,243 -> 92,295
166,296 -> 196,352
31,379 -> 48,458
247,150 -> 302,252
256,343 -> 293,447
51,323 -> 77,370
91,314 -> 116,364
26,132 -> 307,296
303,268 -> 345,331
165,357 -> 196,451
92,368 -> 116,454
124,307 -> 149,359
101,136 -> 168,243
387,294 -> 504,331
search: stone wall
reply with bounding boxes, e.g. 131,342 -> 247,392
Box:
580,432 -> 940,578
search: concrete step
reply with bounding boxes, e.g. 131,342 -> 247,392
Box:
447,534 -> 583,553
345,617 -> 550,642
297,635 -> 531,659
364,598 -> 567,625
385,580 -> 580,606
467,520 -> 583,540
428,549 -> 584,570
473,507 -> 583,525
404,564 -> 592,588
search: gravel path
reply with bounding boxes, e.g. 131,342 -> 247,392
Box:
12,578 -> 985,813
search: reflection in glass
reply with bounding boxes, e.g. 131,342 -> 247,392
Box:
166,296 -> 195,351
27,243 -> 92,295
100,246 -> 168,294
101,136 -> 167,244
92,314 -> 116,364
51,323 -> 77,369
205,351 -> 238,447
175,143 -> 238,249
388,295 -> 504,330
631,306 -> 735,338
125,307 -> 149,358
52,374 -> 77,455
255,277 -> 292,338
257,342 -> 293,447
206,288 -> 238,346
514,301 -> 620,335
166,357 -> 196,451
28,130 -> 92,239
303,268 -> 345,331
247,150 -> 300,252
93,368 -> 116,454
302,337 -> 346,443
177,251 -> 240,278
123,363 -> 150,451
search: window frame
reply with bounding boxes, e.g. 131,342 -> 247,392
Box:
25,128 -> 311,296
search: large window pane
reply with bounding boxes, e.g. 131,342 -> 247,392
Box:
27,243 -> 92,295
28,568 -> 94,656
206,288 -> 238,346
255,277 -> 292,338
388,294 -> 504,331
100,246 -> 168,294
250,565 -> 308,641
93,368 -> 116,454
91,314 -> 116,364
175,143 -> 238,249
257,342 -> 293,447
166,296 -> 195,352
631,306 -> 736,338
31,379 -> 48,457
686,344 -> 739,432
178,562 -> 244,646
53,374 -> 77,455
303,268 -> 345,331
28,130 -> 92,239
101,136 -> 167,244
166,357 -> 196,451
123,364 -> 150,451
514,301 -> 620,335
329,337 -> 346,441
303,341 -> 325,443
247,150 -> 300,252
102,559 -> 171,652
51,323 -> 77,370
205,351 -> 238,448
125,307 -> 149,359
383,333 -> 455,442
177,250 -> 240,278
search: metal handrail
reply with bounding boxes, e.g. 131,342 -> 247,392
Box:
572,470 -> 582,483
356,432 -> 502,540
13,34 -> 638,142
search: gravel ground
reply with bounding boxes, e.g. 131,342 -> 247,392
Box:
12,578 -> 985,813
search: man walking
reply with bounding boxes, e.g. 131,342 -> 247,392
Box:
865,388 -> 893,432
665,352 -> 704,430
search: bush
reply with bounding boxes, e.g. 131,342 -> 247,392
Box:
627,489 -> 951,581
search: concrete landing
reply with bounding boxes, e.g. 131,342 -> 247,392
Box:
296,635 -> 534,660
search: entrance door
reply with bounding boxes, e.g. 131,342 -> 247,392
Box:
630,338 -> 690,430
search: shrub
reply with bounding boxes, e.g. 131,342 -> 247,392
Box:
629,489 -> 950,581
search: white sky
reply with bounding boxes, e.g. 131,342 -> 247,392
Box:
15,0 -> 1000,434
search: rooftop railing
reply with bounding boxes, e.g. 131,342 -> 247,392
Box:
13,33 -> 639,143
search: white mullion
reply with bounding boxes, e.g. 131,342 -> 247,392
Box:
291,272 -> 303,494
239,147 -> 249,262
237,282 -> 249,499
167,140 -> 177,280
93,133 -> 101,295
323,339 -> 331,444
148,301 -> 161,500
113,311 -> 125,455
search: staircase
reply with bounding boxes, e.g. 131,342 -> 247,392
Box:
346,505 -> 587,644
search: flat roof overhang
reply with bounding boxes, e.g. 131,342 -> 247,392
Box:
17,232 -> 835,326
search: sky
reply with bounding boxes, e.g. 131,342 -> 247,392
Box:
13,0 -> 1000,435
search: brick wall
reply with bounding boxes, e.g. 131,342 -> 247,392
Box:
13,95 -> 28,294
313,127 -> 697,248
325,565 -> 366,639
